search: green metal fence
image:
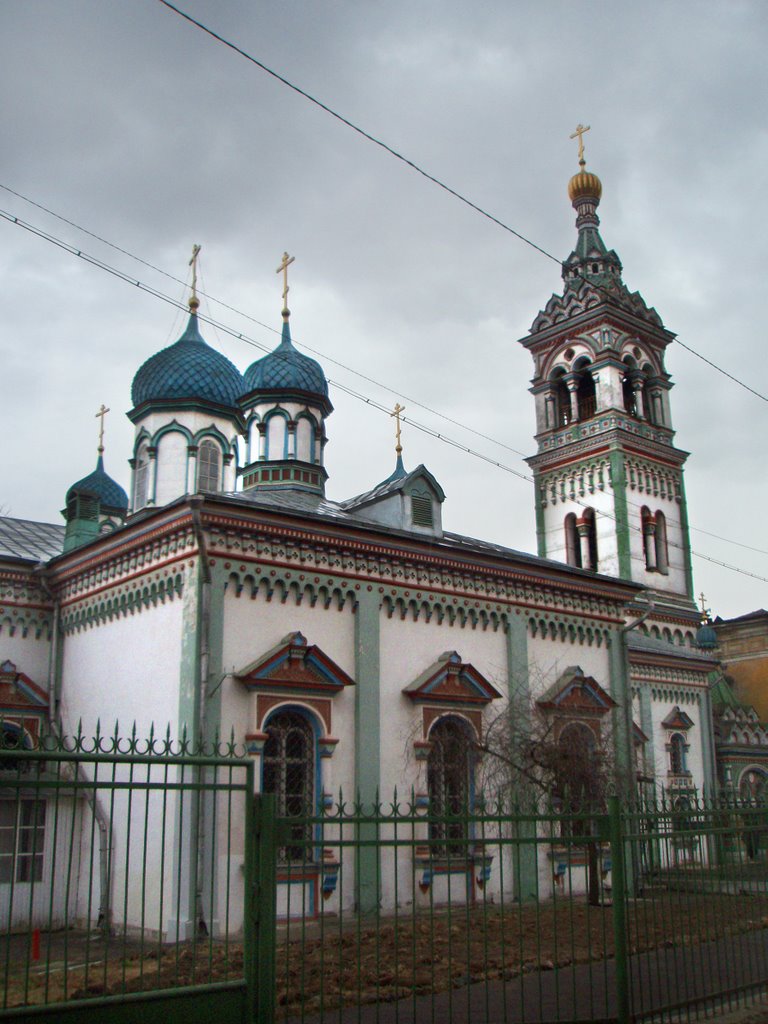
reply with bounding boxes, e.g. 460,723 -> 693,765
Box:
265,790 -> 768,1024
2,735 -> 768,1024
0,730 -> 256,1024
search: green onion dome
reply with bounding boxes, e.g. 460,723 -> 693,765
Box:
131,313 -> 245,409
66,456 -> 128,512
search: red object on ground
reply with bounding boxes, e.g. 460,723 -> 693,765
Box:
31,928 -> 40,962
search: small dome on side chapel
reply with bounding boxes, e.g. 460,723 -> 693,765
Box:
66,455 -> 128,513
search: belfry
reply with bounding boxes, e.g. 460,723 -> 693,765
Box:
520,127 -> 695,609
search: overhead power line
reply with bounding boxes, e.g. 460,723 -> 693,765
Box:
2,206 -> 766,586
155,3 -> 768,406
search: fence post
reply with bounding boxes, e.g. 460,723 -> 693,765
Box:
608,795 -> 631,1024
252,792 -> 277,1024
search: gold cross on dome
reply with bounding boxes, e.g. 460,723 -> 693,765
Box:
95,403 -> 110,454
699,591 -> 711,621
276,251 -> 295,315
390,403 -> 406,455
188,244 -> 201,309
570,123 -> 591,167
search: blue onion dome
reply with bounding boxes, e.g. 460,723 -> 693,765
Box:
243,317 -> 329,400
66,456 -> 128,512
131,312 -> 245,409
696,621 -> 718,650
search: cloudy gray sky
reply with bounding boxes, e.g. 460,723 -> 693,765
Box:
2,0 -> 766,618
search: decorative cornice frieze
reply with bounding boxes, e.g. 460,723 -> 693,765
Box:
205,514 -> 630,628
60,568 -> 185,634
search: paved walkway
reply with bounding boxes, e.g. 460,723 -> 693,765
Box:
288,928 -> 768,1023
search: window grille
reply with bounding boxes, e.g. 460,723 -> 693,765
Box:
427,718 -> 472,857
262,712 -> 315,863
0,799 -> 45,884
197,440 -> 221,493
411,493 -> 434,528
669,733 -> 686,774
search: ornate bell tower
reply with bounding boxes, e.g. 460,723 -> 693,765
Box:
519,127 -> 694,603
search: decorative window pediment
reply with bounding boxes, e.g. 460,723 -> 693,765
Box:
236,632 -> 354,696
632,721 -> 649,745
662,706 -> 694,731
536,666 -> 616,716
403,651 -> 502,706
0,661 -> 48,712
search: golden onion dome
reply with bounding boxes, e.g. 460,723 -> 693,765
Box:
568,168 -> 602,203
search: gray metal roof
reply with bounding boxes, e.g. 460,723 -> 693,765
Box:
0,516 -> 65,563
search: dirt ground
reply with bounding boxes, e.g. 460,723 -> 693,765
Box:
3,892 -> 768,1017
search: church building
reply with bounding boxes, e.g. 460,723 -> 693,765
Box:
0,145 -> 719,931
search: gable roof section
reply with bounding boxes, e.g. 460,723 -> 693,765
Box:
236,632 -> 354,695
536,666 -> 617,715
0,660 -> 48,711
342,463 -> 445,512
661,706 -> 695,731
403,651 -> 502,706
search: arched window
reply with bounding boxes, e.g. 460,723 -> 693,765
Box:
641,506 -> 656,570
642,365 -> 657,424
551,370 -> 571,427
669,733 -> 687,774
197,440 -> 221,492
427,717 -> 474,856
262,710 -> 315,862
265,413 -> 287,461
580,508 -> 598,571
621,357 -> 637,416
574,359 -> 596,421
655,511 -> 669,574
133,444 -> 149,510
564,513 -> 581,567
295,416 -> 316,464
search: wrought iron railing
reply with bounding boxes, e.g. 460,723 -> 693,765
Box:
2,732 -> 767,1024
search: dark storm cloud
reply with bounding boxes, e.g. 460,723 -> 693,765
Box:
1,0 -> 766,614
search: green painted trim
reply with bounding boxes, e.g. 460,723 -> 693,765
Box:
608,450 -> 632,580
505,614 -> 537,901
172,560 -> 202,939
354,587 -> 381,913
637,685 -> 656,781
204,563 -> 226,745
177,562 -> 201,739
0,983 -> 247,1023
533,479 -> 547,558
699,685 -> 717,798
608,630 -> 633,791
676,474 -> 695,601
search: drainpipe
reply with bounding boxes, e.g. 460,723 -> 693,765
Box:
189,496 -> 211,936
619,599 -> 655,790
33,563 -> 112,932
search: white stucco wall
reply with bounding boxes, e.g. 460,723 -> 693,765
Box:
59,600 -> 185,740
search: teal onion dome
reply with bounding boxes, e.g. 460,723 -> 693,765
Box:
66,456 -> 128,512
244,318 -> 328,398
696,622 -> 718,650
131,313 -> 245,409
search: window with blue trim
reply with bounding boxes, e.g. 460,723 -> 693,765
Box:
427,717 -> 474,857
262,711 -> 315,863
